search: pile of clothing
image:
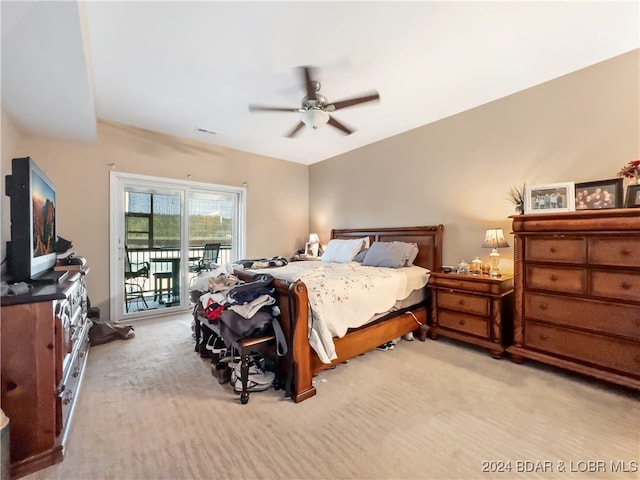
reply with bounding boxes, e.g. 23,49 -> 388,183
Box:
194,269 -> 289,394
199,272 -> 278,347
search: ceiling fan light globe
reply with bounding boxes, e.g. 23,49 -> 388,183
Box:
301,108 -> 329,129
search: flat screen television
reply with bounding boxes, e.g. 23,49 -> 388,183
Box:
5,157 -> 65,283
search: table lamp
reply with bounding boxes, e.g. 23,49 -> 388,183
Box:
308,233 -> 320,257
481,228 -> 509,278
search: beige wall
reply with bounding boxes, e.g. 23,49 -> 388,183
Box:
1,118 -> 309,318
2,49 -> 638,317
309,49 -> 640,272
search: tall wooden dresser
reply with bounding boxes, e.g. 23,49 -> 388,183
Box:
1,270 -> 91,479
508,210 -> 640,390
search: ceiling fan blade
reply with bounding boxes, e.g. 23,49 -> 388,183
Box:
249,105 -> 300,113
327,116 -> 353,135
286,121 -> 306,138
330,91 -> 380,111
300,66 -> 317,101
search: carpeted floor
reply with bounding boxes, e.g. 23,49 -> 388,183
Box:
25,313 -> 639,480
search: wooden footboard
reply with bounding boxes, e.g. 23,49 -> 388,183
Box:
270,276 -> 428,403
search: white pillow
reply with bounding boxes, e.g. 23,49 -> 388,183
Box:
404,242 -> 419,266
321,238 -> 364,263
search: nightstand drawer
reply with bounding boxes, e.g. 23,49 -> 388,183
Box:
591,270 -> 640,303
525,292 -> 640,341
525,265 -> 586,294
439,310 -> 489,338
589,237 -> 640,268
525,237 -> 586,263
525,321 -> 640,377
437,291 -> 489,316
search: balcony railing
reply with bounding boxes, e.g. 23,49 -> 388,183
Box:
125,245 -> 232,308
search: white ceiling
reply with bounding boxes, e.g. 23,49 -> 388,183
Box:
2,1 -> 639,165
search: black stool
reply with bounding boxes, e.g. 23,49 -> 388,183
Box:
232,334 -> 279,405
194,309 -> 280,405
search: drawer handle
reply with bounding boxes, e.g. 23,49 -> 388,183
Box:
621,282 -> 632,290
459,319 -> 466,326
621,248 -> 631,256
549,247 -> 556,253
539,334 -> 548,341
550,275 -> 558,281
539,303 -> 548,310
458,299 -> 465,305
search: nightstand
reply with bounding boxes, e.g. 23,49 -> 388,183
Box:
428,272 -> 514,358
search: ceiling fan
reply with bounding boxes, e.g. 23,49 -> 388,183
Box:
249,66 -> 380,137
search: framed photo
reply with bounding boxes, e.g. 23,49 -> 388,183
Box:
524,182 -> 575,214
575,178 -> 623,210
624,184 -> 640,208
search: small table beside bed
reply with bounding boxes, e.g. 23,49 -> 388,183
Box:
235,225 -> 444,403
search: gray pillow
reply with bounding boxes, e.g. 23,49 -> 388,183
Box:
362,242 -> 408,268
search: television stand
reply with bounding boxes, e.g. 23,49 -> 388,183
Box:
30,269 -> 69,284
1,268 -> 90,479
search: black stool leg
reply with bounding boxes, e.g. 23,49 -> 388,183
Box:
240,351 -> 250,405
194,315 -> 202,353
273,351 -> 282,390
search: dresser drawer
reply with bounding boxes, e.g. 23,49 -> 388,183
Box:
438,310 -> 489,338
525,321 -> 640,377
437,291 -> 489,316
525,292 -> 640,341
591,270 -> 640,303
525,265 -> 586,294
525,237 -> 586,263
589,237 -> 640,268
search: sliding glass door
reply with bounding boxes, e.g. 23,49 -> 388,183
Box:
111,172 -> 245,322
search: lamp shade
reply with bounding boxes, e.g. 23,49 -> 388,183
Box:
308,233 -> 319,244
301,108 -> 329,129
481,228 -> 509,249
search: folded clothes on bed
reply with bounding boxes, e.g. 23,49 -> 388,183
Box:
233,256 -> 288,269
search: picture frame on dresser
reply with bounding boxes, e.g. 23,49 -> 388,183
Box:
575,178 -> 623,210
523,182 -> 575,214
624,184 -> 640,208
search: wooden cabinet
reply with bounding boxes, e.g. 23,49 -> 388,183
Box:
1,271 -> 90,479
428,272 -> 514,358
508,209 -> 640,390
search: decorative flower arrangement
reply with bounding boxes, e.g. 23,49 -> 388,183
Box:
617,160 -> 640,183
507,184 -> 526,214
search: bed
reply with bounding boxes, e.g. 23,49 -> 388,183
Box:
235,225 -> 444,403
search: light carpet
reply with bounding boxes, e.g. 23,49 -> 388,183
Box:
25,313 -> 639,480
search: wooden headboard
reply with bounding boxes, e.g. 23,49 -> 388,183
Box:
330,225 -> 444,272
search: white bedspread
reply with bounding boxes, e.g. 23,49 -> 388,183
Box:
247,261 -> 430,364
